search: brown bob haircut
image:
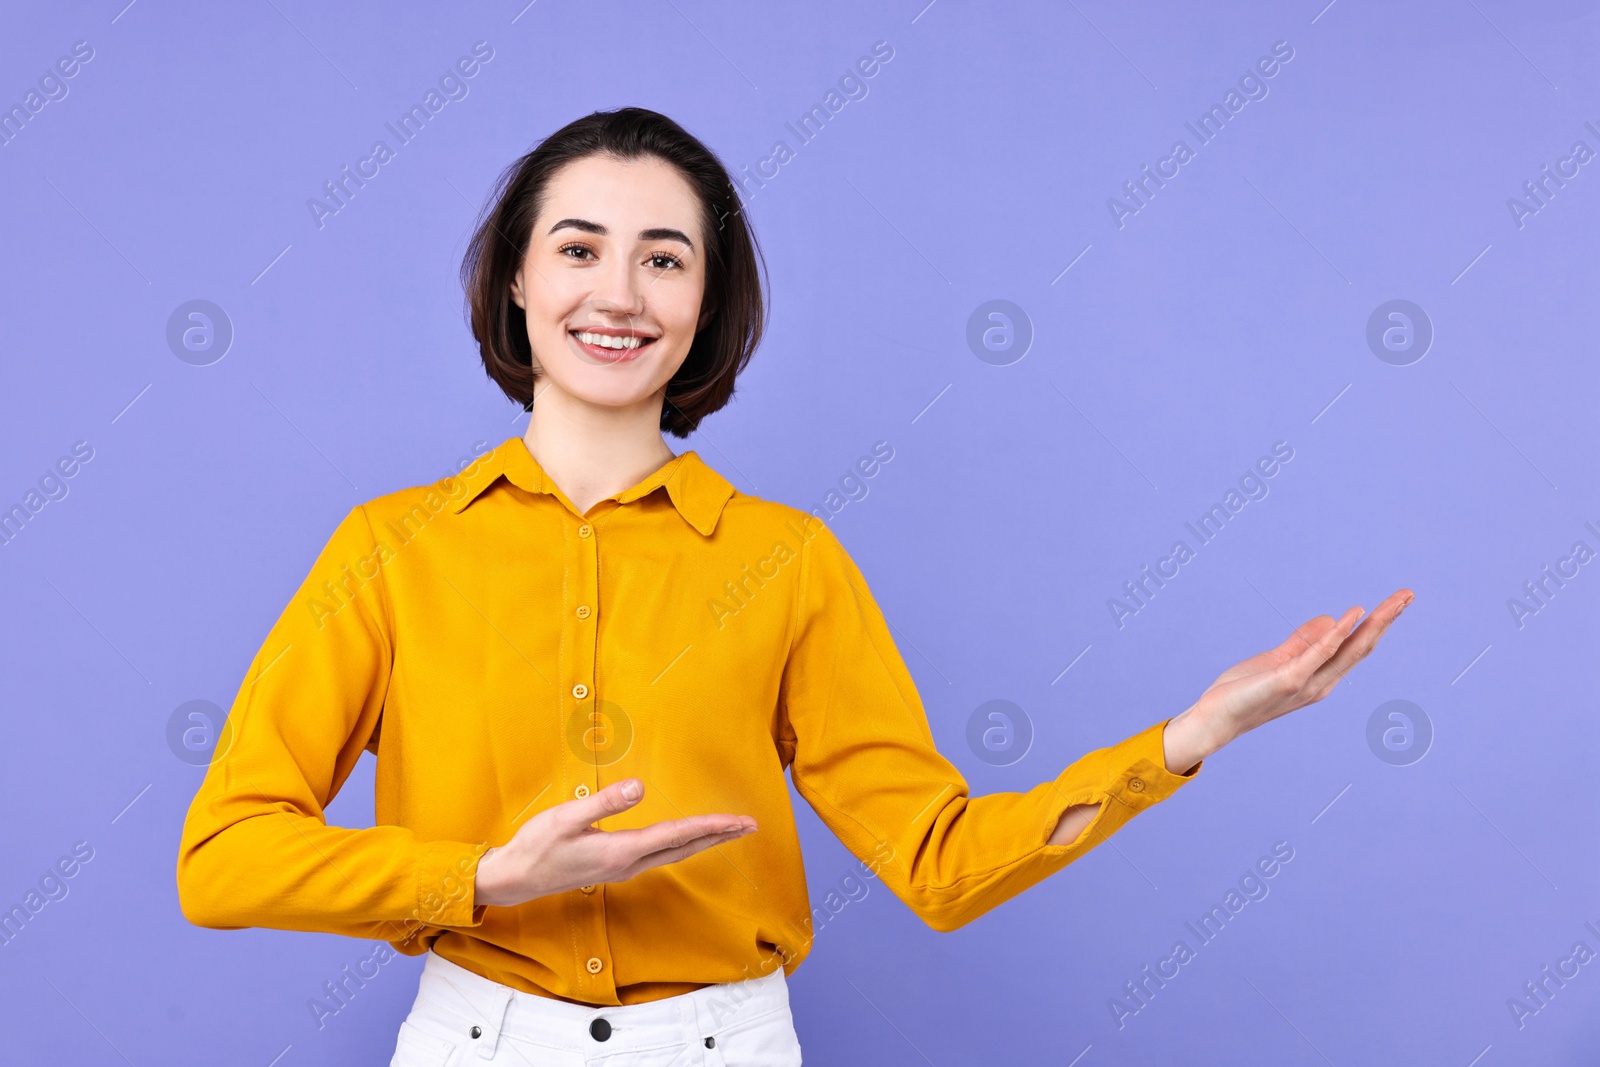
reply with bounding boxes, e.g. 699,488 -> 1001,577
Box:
460,107 -> 767,438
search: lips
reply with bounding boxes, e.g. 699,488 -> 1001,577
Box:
568,330 -> 657,364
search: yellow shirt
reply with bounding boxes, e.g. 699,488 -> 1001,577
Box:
176,435 -> 1201,1006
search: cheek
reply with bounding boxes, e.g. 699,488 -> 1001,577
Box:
521,278 -> 577,331
664,287 -> 709,348
520,287 -> 587,363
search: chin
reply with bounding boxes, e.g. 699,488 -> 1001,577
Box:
558,373 -> 669,412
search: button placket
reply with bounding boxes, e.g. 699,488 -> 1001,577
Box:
571,514 -> 614,1001
573,518 -> 599,801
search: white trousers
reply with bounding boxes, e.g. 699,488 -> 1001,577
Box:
389,951 -> 804,1066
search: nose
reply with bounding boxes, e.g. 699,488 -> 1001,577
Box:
588,256 -> 646,321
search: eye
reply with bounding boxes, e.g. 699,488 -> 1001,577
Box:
557,242 -> 594,260
647,251 -> 684,270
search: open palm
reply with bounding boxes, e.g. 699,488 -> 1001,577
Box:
1191,588 -> 1414,743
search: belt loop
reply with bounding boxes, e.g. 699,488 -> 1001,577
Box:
475,986 -> 512,1059
684,995 -> 711,1064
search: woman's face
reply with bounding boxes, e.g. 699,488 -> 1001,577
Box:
510,153 -> 710,417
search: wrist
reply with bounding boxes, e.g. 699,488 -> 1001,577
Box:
1163,704 -> 1227,774
474,846 -> 509,908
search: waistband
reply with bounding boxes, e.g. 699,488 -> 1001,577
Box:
412,951 -> 791,1057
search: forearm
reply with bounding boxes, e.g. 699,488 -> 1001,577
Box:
178,806 -> 485,937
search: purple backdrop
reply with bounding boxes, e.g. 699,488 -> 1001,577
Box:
3,1 -> 1598,1063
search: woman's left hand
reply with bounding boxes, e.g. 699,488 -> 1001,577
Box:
1163,588 -> 1416,773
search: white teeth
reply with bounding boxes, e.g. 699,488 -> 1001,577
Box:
573,331 -> 648,350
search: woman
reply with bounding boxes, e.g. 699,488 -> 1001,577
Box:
176,108 -> 1411,1065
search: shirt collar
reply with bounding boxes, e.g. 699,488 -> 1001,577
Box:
448,435 -> 735,537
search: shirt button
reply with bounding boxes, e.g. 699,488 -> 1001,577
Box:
576,605 -> 591,620
578,524 -> 593,538
572,683 -> 589,700
574,784 -> 590,799
580,884 -> 596,894
1129,777 -> 1145,792
586,957 -> 604,974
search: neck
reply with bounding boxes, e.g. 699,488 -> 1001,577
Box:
522,384 -> 677,516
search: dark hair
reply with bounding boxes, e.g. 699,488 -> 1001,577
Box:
460,107 -> 767,438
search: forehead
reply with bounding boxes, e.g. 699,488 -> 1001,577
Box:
539,154 -> 703,243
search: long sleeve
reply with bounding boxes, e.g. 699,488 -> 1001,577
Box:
777,521 -> 1201,933
175,505 -> 488,941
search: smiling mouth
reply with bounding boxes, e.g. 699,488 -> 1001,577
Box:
568,329 -> 658,364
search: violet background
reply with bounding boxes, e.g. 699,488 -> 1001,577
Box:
2,1 -> 1598,1063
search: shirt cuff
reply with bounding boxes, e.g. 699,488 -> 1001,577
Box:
1104,717 -> 1202,813
414,840 -> 491,930
1038,717 -> 1202,850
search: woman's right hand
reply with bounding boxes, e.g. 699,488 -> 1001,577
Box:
473,778 -> 758,908
1162,588 -> 1415,773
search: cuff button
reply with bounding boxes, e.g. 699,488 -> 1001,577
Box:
1129,777 -> 1145,792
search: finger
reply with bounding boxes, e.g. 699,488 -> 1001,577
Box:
1236,614 -> 1340,678
1306,589 -> 1414,691
1210,614 -> 1339,686
1275,614 -> 1340,658
1284,605 -> 1364,684
1356,588 -> 1413,636
619,828 -> 753,880
557,777 -> 647,831
1331,590 -> 1412,661
607,814 -> 758,858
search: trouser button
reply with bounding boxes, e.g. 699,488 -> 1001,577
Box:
590,1017 -> 612,1041
705,1035 -> 716,1048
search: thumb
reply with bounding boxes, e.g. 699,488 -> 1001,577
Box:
566,777 -> 645,827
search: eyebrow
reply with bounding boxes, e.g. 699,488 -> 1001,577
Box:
546,218 -> 695,251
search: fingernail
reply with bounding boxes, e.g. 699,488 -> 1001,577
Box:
621,779 -> 642,801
